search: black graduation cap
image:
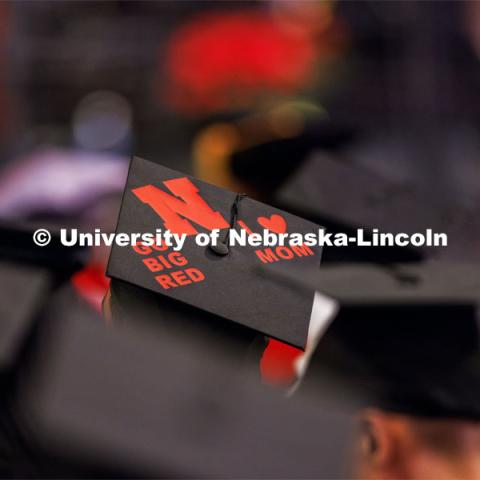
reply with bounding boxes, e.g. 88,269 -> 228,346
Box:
0,221 -> 87,378
107,156 -> 323,349
229,121 -> 355,195
263,262 -> 480,420
193,106 -> 354,200
0,221 -> 87,281
15,291 -> 354,478
0,261 -> 53,478
277,154 -> 451,234
276,154 -> 480,263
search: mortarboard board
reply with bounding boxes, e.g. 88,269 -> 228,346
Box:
107,156 -> 323,349
15,292 -> 354,478
262,262 -> 480,420
276,154 -> 480,263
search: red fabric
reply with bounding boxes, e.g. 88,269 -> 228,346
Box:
260,338 -> 303,386
71,263 -> 110,313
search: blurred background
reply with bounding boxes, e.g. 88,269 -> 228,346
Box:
0,1 -> 479,221
0,0 -> 479,383
1,1 -> 480,213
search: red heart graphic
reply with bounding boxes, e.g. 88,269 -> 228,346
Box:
257,214 -> 287,234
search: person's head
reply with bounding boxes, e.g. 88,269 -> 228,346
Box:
354,409 -> 480,480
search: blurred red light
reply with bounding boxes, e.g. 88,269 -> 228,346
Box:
161,11 -> 317,114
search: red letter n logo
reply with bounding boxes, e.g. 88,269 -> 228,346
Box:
132,177 -> 229,235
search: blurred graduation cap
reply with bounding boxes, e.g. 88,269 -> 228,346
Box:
276,154 -> 480,263
0,221 -> 87,280
0,261 -> 54,478
0,221 -> 86,390
263,262 -> 480,420
229,120 -> 355,195
14,291 -> 354,478
0,261 -> 51,377
193,105 -> 355,199
107,156 -> 322,349
0,220 -> 87,375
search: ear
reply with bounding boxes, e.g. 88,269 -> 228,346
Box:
357,408 -> 395,469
